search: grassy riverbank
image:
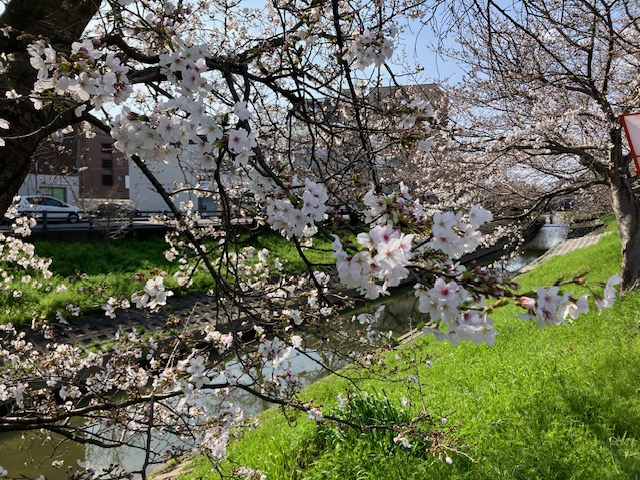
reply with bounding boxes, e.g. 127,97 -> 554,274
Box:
180,222 -> 640,479
1,232 -> 336,325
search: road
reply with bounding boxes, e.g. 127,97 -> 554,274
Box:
0,216 -> 257,234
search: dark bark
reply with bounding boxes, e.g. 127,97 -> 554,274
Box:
609,128 -> 640,291
612,182 -> 640,291
0,0 -> 101,214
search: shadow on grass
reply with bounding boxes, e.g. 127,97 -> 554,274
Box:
552,341 -> 640,478
34,237 -> 172,277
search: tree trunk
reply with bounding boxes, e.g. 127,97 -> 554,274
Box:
609,123 -> 640,291
610,177 -> 640,291
0,0 -> 102,214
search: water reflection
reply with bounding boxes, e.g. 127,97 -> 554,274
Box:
494,218 -> 569,274
86,295 -> 422,474
1,429 -> 84,479
494,248 -> 547,274
2,294 -> 423,478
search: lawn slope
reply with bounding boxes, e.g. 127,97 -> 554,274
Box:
183,224 -> 640,480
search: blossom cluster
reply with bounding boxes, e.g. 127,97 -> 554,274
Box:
396,95 -> 436,153
345,26 -> 397,69
362,182 -> 425,227
266,179 -> 329,238
416,279 -> 498,346
108,39 -> 240,170
254,333 -> 304,398
517,286 -> 589,327
228,126 -> 259,166
398,95 -> 435,131
0,205 -> 55,317
516,276 -> 622,330
0,320 -> 251,472
28,39 -> 131,113
159,41 -> 211,94
201,402 -> 248,462
332,224 -> 414,299
416,278 -> 469,324
264,268 -> 334,325
415,266 -> 622,346
427,205 -> 493,258
130,273 -> 174,312
103,296 -> 132,319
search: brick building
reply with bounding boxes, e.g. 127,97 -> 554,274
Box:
19,125 -> 129,205
79,128 -> 129,200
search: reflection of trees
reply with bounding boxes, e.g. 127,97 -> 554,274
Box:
1,427 -> 84,480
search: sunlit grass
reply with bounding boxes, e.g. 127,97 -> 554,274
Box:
0,230 -> 338,325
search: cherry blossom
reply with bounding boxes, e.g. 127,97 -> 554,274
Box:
415,278 -> 469,323
131,274 -> 174,311
183,355 -> 210,389
28,39 -> 130,113
345,26 -> 397,69
234,101 -> 251,121
596,274 -> 623,312
333,225 -> 414,299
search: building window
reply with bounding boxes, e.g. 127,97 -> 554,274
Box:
116,158 -> 123,167
101,143 -> 113,154
102,158 -> 113,169
38,186 -> 67,202
102,174 -> 113,186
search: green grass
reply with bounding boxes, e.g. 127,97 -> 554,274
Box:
33,236 -> 172,277
181,220 -> 640,479
0,231 -> 337,324
247,233 -> 337,273
0,236 -> 209,324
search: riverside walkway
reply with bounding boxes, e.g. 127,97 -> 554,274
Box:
519,231 -> 608,273
23,292 -> 225,348
22,230 -> 608,348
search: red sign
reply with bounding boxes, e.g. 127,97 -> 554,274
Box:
621,113 -> 640,174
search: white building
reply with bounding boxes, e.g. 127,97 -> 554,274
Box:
127,157 -> 200,214
127,155 -> 242,216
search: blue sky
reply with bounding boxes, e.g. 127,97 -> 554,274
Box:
398,16 -> 463,84
0,1 -> 462,83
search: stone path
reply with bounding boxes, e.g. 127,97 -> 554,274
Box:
518,231 -> 608,273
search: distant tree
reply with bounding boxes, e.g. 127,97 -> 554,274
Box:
427,0 -> 640,289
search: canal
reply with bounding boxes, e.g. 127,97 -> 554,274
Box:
0,293 -> 422,478
1,218 -> 569,477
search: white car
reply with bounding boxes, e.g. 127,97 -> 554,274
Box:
14,195 -> 81,223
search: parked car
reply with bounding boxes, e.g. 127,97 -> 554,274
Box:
90,202 -> 138,220
14,195 -> 81,223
